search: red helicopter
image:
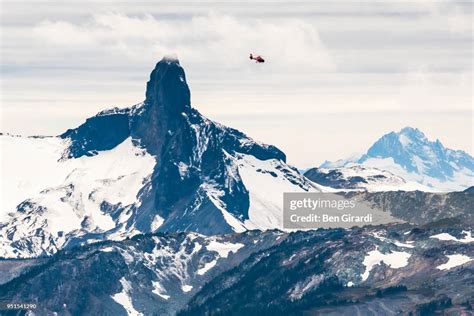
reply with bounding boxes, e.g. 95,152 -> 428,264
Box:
249,53 -> 265,63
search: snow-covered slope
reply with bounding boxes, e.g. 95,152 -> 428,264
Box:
321,127 -> 474,191
235,154 -> 323,230
1,135 -> 69,222
304,165 -> 432,192
0,57 -> 319,258
0,135 -> 155,257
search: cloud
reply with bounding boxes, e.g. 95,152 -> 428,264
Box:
396,69 -> 472,112
406,0 -> 472,33
32,12 -> 335,71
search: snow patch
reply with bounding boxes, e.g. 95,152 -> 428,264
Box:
206,240 -> 244,258
202,182 -> 246,233
412,156 -> 425,174
437,254 -> 472,270
101,246 -> 115,252
399,134 -> 412,147
361,248 -> 411,281
393,241 -> 415,248
150,215 -> 164,232
152,281 -> 170,300
177,162 -> 189,179
288,274 -> 325,300
430,231 -> 474,243
197,260 -> 218,275
371,232 -> 414,248
111,278 -> 142,315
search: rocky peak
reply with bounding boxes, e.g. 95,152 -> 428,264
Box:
399,126 -> 426,140
55,57 -> 292,236
130,57 -> 194,157
357,127 -> 474,185
145,57 -> 191,117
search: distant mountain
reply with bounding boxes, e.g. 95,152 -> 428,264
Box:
464,186 -> 474,193
344,190 -> 473,226
321,127 -> 474,191
0,57 -> 319,258
304,165 -> 431,192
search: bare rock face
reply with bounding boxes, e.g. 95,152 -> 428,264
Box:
131,57 -> 192,156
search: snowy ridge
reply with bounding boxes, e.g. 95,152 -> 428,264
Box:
304,165 -> 432,192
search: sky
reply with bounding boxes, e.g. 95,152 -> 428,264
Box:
0,0 -> 472,167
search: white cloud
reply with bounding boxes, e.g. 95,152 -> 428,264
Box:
406,0 -> 472,33
32,12 -> 335,71
396,70 -> 472,112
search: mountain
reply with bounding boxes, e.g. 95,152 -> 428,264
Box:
304,165 -> 431,192
1,57 -> 473,315
0,230 -> 283,315
464,186 -> 474,193
2,223 -> 472,315
343,190 -> 474,226
182,222 -> 473,316
0,57 -> 319,258
321,127 -> 474,192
